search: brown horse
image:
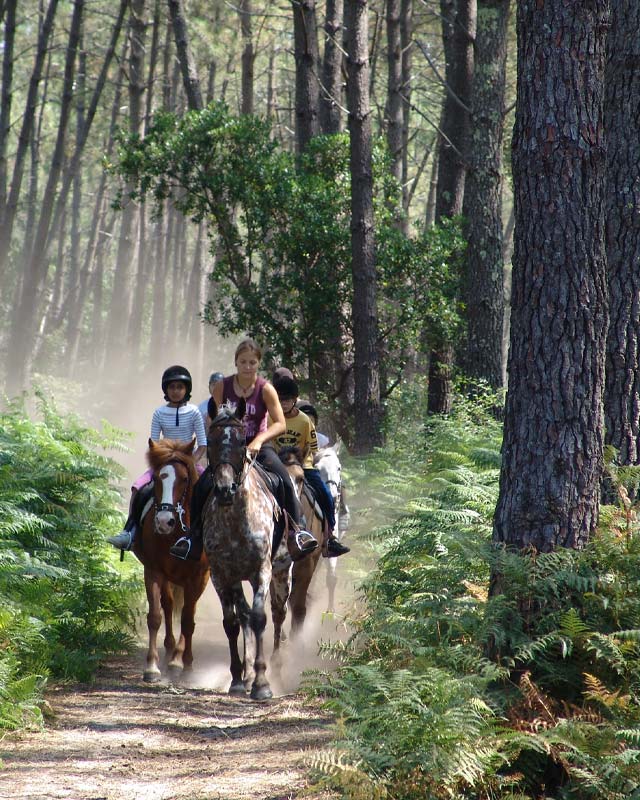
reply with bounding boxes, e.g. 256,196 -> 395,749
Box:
203,399 -> 291,700
132,438 -> 210,683
278,447 -> 324,638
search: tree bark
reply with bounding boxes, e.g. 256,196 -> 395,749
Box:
292,0 -> 321,152
106,0 -> 146,358
6,0 -> 83,393
493,0 -> 610,553
0,0 -> 59,278
345,0 -> 383,453
385,0 -> 403,188
603,0 -> 640,474
167,0 -> 203,111
0,0 -> 16,223
400,0 -> 412,218
427,0 -> 476,414
462,0 -> 510,388
238,0 -> 254,114
434,0 -> 475,221
320,0 -> 343,133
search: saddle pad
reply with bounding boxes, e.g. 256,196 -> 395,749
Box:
254,460 -> 282,496
303,481 -> 324,522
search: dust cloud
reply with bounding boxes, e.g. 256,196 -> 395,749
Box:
57,328 -> 362,696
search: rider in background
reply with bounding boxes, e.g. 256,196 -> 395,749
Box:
170,339 -> 318,561
272,376 -> 350,558
107,366 -> 206,552
198,371 -> 224,431
297,401 -> 330,448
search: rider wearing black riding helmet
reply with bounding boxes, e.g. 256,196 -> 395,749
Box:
273,377 -> 349,557
107,365 -> 207,551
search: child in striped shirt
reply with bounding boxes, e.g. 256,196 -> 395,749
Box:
107,365 -> 206,551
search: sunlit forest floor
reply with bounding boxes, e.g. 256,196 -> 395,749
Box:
0,575 -> 353,800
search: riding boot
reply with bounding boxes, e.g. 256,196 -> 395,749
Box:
170,471 -> 211,561
286,513 -> 318,562
108,482 -> 154,550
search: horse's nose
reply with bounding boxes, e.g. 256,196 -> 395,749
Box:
166,516 -> 175,528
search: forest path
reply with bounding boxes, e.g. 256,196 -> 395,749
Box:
0,582 -> 347,800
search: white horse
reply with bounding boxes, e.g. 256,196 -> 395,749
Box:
313,439 -> 350,612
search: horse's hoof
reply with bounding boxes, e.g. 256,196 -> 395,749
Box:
229,681 -> 247,696
250,684 -> 273,701
143,669 -> 162,683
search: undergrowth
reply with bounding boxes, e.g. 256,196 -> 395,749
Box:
309,380 -> 640,800
0,394 -> 139,730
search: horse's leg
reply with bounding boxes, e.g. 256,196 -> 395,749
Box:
269,565 -> 292,673
326,557 -> 338,614
172,579 -> 203,673
214,579 -> 246,695
249,566 -> 273,701
290,550 -> 319,638
143,568 -> 163,682
160,581 -> 176,662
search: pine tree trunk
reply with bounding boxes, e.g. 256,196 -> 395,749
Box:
238,0 -> 254,115
400,0 -> 412,219
292,0 -> 321,152
603,1 -> 640,473
462,0 -> 510,388
0,0 -> 59,279
6,0 -> 83,394
493,0 -> 610,553
385,0 -> 403,188
428,0 -> 475,414
320,0 -> 343,133
345,0 -> 383,453
0,0 -> 16,223
106,0 -> 146,359
168,0 -> 203,110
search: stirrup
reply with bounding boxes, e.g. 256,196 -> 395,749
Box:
107,530 -> 134,551
288,529 -> 318,562
169,536 -> 191,561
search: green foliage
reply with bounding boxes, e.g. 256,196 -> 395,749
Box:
0,394 -> 138,729
111,104 -> 464,401
310,383 -> 640,799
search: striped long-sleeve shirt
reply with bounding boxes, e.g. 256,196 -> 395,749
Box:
150,403 -> 207,449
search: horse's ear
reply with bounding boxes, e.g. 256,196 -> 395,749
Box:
208,397 -> 218,420
333,437 -> 342,456
181,435 -> 196,455
149,438 -> 157,450
236,397 -> 246,420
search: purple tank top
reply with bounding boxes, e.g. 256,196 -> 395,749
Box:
222,375 -> 269,444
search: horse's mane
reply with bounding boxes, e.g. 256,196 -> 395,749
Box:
147,439 -> 199,485
278,445 -> 304,465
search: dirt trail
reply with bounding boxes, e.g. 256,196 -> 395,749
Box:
0,580 -> 350,800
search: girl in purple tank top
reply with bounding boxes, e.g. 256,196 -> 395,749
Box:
221,374 -> 269,444
169,338 -> 319,562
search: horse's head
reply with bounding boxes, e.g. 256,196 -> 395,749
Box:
313,441 -> 342,500
278,446 -> 305,497
147,437 -> 197,536
207,398 -> 247,506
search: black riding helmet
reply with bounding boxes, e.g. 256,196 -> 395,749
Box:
274,375 -> 299,400
162,365 -> 193,401
209,371 -> 224,385
297,401 -> 318,424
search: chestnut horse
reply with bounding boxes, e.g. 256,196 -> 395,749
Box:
278,448 -> 323,638
132,438 -> 210,682
203,399 -> 291,700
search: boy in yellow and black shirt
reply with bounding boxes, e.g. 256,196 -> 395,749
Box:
270,376 -> 349,557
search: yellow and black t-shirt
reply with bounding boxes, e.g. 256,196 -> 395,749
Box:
268,409 -> 318,468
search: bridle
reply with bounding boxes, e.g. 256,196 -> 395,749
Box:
154,462 -> 191,533
207,414 -> 253,503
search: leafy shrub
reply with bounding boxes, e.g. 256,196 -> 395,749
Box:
311,383 -> 640,799
0,394 -> 139,729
